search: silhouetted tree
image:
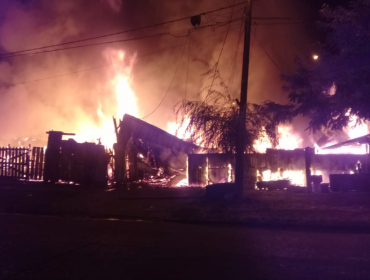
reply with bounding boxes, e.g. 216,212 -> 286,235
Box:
260,0 -> 370,132
175,61 -> 279,153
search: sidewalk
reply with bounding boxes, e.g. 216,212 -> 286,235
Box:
2,182 -> 370,230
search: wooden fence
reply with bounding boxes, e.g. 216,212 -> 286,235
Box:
0,147 -> 45,181
29,147 -> 45,180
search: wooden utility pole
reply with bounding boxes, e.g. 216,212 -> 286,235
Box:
235,1 -> 252,199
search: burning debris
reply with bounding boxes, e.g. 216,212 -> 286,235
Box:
113,114 -> 199,187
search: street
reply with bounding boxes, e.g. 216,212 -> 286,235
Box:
1,214 -> 370,280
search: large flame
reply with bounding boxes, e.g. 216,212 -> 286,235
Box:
72,49 -> 139,149
253,124 -> 302,153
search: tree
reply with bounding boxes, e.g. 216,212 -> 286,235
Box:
260,0 -> 370,132
175,61 -> 279,153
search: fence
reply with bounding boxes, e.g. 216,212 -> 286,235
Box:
29,147 -> 45,180
0,147 -> 45,181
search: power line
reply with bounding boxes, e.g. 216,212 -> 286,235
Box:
253,17 -> 312,20
6,26 -> 242,86
226,18 -> 244,87
203,0 -> 237,104
0,32 -> 184,59
0,1 -> 248,57
0,18 -> 243,59
253,21 -> 311,26
252,27 -> 282,72
185,31 -> 191,100
141,35 -> 189,120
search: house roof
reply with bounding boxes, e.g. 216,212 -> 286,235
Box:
322,134 -> 370,150
118,114 -> 199,154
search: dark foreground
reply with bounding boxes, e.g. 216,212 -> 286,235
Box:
1,214 -> 370,280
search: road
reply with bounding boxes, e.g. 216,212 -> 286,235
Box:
1,214 -> 370,280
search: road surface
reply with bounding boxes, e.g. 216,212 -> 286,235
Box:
1,214 -> 370,280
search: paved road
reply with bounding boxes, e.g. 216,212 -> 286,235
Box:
1,214 -> 370,280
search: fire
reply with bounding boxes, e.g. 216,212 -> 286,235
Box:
167,117 -> 204,146
346,115 -> 368,139
253,124 -> 302,153
261,169 -> 305,186
253,127 -> 272,153
72,49 -> 139,149
276,125 -> 303,150
167,118 -> 192,139
315,143 -> 367,155
316,115 -> 369,154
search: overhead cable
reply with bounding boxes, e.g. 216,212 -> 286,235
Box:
0,18 -> 243,59
141,35 -> 189,120
0,1 -> 248,57
7,25 -> 242,86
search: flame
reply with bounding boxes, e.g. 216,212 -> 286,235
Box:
346,115 -> 368,139
253,127 -> 273,153
276,125 -> 302,150
253,124 -> 302,153
167,117 -> 203,146
72,49 -> 138,148
315,115 -> 369,154
262,168 -> 305,186
167,117 -> 191,139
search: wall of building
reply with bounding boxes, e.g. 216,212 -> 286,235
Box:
188,150 -> 370,188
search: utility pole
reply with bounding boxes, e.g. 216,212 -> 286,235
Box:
235,1 -> 252,200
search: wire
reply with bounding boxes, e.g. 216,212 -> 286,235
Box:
0,18 -> 243,59
0,17 -> 306,59
252,28 -> 282,72
0,32 -> 185,59
185,31 -> 191,100
226,18 -> 244,82
250,24 -> 257,60
226,20 -> 245,95
141,35 -> 189,120
6,26 -> 242,87
253,17 -> 312,20
252,20 -> 312,26
203,0 -> 236,104
0,1 -> 248,57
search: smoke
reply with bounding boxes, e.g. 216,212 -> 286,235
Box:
103,0 -> 122,13
0,0 -> 316,147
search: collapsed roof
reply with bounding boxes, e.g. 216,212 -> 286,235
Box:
323,134 -> 370,150
118,114 -> 199,154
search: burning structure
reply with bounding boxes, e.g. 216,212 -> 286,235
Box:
0,115 -> 370,193
113,114 -> 198,186
0,1 -> 368,192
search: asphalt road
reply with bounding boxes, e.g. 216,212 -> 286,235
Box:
1,214 -> 370,280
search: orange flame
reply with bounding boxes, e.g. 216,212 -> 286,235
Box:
253,124 -> 303,153
72,49 -> 138,149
